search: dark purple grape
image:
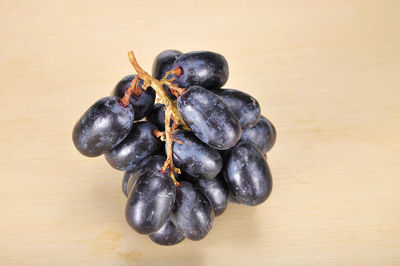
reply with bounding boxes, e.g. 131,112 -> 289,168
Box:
126,155 -> 166,197
125,173 -> 137,198
211,88 -> 260,129
125,171 -> 175,234
139,155 -> 166,173
146,103 -> 165,131
152,50 -> 183,80
177,86 -> 241,150
112,75 -> 156,120
171,181 -> 214,240
149,217 -> 185,246
171,130 -> 223,179
122,169 -> 135,197
105,122 -> 162,171
240,116 -> 276,153
190,173 -> 229,216
72,96 -> 134,157
172,51 -> 229,90
224,143 -> 272,206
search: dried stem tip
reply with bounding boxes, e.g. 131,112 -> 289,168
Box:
119,75 -> 139,107
171,67 -> 183,76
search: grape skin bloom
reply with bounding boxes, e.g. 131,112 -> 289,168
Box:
72,96 -> 134,157
177,86 -> 242,150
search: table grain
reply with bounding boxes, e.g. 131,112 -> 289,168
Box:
0,0 -> 399,265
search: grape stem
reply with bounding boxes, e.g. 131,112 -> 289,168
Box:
127,51 -> 186,187
153,129 -> 166,141
160,68 -> 185,98
119,75 -> 139,107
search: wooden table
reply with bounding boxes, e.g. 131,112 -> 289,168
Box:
1,0 -> 399,265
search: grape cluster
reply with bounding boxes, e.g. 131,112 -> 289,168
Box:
72,50 -> 276,246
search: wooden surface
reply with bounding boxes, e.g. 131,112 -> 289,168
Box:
1,0 -> 399,265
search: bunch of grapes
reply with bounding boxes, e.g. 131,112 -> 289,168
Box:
72,50 -> 276,246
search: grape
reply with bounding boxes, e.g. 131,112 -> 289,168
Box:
172,51 -> 229,90
125,155 -> 166,197
72,96 -> 134,157
177,86 -> 241,150
105,122 -> 162,171
240,116 -> 276,153
190,173 -> 229,216
152,50 -> 183,80
112,75 -> 156,120
122,170 -> 135,197
171,130 -> 223,179
211,88 -> 260,129
149,217 -> 185,246
139,155 -> 167,174
125,170 -> 175,234
146,103 -> 165,131
171,181 -> 214,240
224,143 -> 272,206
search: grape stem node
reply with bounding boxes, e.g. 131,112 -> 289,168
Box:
160,68 -> 185,98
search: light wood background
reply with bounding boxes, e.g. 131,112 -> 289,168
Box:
1,0 -> 399,265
